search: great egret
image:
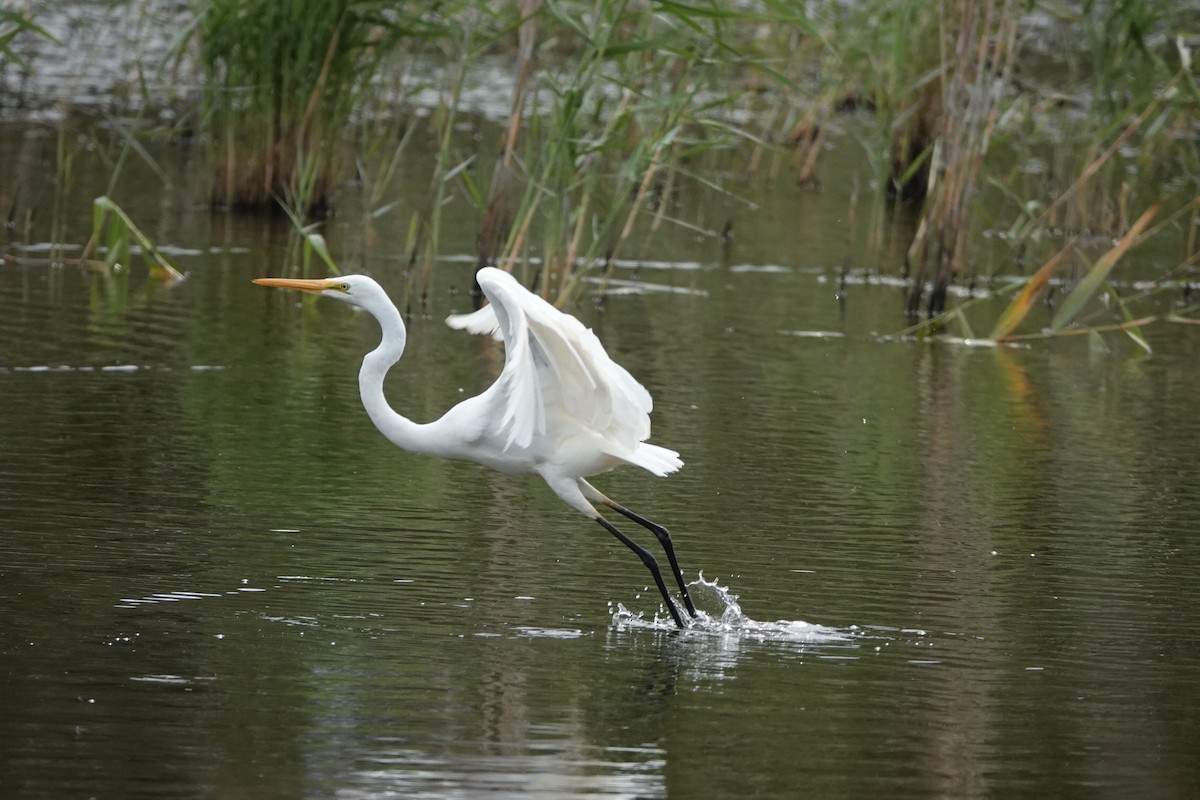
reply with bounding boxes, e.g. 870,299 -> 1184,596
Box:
254,268 -> 696,627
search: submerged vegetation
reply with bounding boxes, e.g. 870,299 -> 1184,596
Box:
1,0 -> 1198,344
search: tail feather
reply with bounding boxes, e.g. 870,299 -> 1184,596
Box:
622,442 -> 683,477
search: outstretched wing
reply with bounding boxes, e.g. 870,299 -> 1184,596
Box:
445,268 -> 654,454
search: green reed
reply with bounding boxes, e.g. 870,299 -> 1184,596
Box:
462,0 -> 809,302
11,0 -> 1197,341
196,0 -> 438,216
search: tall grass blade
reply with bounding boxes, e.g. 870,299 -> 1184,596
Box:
990,244 -> 1072,340
1049,203 -> 1160,331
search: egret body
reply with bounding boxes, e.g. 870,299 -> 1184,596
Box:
254,269 -> 695,627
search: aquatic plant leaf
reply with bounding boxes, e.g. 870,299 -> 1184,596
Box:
1050,204 -> 1160,332
92,196 -> 184,281
990,245 -> 1072,340
1105,285 -> 1152,356
953,307 -> 975,340
303,232 -> 339,275
601,35 -> 681,56
655,0 -> 813,29
278,197 -> 340,275
1166,314 -> 1200,325
104,213 -> 130,268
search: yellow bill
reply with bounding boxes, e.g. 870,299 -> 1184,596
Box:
253,277 -> 339,293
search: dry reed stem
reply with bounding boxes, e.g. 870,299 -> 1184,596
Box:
1038,78 -> 1174,229
906,0 -> 1018,318
793,119 -> 826,186
651,159 -> 678,232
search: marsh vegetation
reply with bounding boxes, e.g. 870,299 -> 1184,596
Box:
2,0 -> 1198,343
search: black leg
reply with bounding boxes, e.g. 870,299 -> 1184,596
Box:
603,500 -> 696,617
594,515 -> 686,628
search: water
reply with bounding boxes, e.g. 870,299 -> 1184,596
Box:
4,61 -> 1200,800
4,224 -> 1200,797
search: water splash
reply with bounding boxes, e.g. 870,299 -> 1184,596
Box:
611,574 -> 854,644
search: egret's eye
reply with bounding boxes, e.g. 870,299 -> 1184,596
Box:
338,282 -> 350,292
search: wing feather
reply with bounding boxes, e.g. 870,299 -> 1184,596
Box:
447,268 -> 657,455
445,304 -> 502,341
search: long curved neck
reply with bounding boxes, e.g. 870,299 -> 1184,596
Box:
358,303 -> 448,458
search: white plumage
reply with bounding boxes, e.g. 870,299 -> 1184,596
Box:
254,268 -> 695,627
447,269 -> 679,474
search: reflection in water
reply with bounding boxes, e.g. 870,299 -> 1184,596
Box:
335,741 -> 666,800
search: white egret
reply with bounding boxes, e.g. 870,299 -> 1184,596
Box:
254,268 -> 696,627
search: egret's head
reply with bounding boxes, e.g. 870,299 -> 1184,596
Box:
253,274 -> 387,310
